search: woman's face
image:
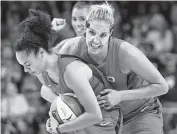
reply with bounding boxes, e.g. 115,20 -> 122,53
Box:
16,50 -> 45,76
72,8 -> 88,36
85,20 -> 111,54
6,83 -> 18,96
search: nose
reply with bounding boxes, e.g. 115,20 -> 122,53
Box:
93,36 -> 101,44
24,66 -> 30,73
24,67 -> 28,72
74,20 -> 83,27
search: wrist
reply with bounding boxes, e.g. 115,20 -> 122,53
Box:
56,124 -> 62,134
119,90 -> 126,102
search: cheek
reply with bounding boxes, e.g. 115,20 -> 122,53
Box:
31,60 -> 43,71
102,37 -> 109,44
86,35 -> 92,44
86,32 -> 92,41
80,20 -> 86,25
71,20 -> 75,26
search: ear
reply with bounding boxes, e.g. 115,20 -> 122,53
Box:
110,28 -> 113,36
39,48 -> 45,58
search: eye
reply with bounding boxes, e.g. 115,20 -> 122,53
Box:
100,33 -> 107,38
72,17 -> 76,21
80,17 -> 86,21
89,30 -> 95,36
26,63 -> 30,67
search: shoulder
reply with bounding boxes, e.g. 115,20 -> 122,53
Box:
64,60 -> 92,81
111,37 -> 125,46
54,37 -> 82,55
119,41 -> 141,57
118,41 -> 145,73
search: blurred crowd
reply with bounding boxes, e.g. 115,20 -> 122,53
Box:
1,1 -> 177,134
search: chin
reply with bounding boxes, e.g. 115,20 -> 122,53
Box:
76,32 -> 84,36
88,48 -> 100,55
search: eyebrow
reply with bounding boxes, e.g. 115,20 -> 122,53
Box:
88,28 -> 109,34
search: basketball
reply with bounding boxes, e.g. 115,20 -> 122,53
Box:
50,94 -> 84,124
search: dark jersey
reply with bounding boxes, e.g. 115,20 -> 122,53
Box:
76,37 -> 160,122
41,55 -> 120,134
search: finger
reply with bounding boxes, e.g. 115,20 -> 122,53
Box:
100,103 -> 109,108
97,95 -> 107,101
49,111 -> 53,117
100,89 -> 112,95
51,18 -> 56,26
97,95 -> 101,98
46,119 -> 51,127
56,19 -> 65,25
104,105 -> 112,110
98,100 -> 106,105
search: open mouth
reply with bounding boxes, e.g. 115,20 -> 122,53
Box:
90,43 -> 102,50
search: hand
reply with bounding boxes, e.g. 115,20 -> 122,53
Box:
97,89 -> 122,109
46,118 -> 53,134
46,117 -> 60,134
51,18 -> 66,32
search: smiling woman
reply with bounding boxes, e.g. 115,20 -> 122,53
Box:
71,1 -> 91,36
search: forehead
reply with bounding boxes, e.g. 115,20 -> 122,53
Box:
72,8 -> 88,17
88,20 -> 110,33
16,51 -> 31,65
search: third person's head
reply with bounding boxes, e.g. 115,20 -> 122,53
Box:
71,1 -> 91,36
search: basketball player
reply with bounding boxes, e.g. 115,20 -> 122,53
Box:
15,9 -> 121,134
52,3 -> 169,134
71,1 -> 91,36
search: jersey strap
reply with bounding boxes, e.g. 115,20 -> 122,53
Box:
60,54 -> 113,95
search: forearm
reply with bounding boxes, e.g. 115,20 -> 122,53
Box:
121,83 -> 168,101
41,85 -> 57,103
58,112 -> 101,133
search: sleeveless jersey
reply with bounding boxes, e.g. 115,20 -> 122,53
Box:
41,55 -> 121,134
76,37 -> 159,122
41,55 -> 113,96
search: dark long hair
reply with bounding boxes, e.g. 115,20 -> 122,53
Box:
15,9 -> 58,55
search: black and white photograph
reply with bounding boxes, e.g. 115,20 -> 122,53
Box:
1,1 -> 177,134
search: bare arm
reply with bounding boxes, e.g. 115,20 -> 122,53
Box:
52,37 -> 81,55
58,61 -> 102,133
41,85 -> 57,103
119,42 -> 169,101
37,74 -> 57,103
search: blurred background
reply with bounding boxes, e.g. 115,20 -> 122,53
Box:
1,1 -> 177,134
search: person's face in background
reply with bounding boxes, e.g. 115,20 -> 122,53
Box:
72,7 -> 88,36
170,4 -> 177,25
6,82 -> 18,97
85,20 -> 112,54
2,45 -> 14,61
16,50 -> 46,76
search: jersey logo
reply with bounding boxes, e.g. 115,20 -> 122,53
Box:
107,76 -> 115,82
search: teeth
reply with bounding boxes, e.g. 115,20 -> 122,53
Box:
91,43 -> 101,49
75,27 -> 84,32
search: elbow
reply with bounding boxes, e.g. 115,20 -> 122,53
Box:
94,112 -> 103,123
160,80 -> 169,95
97,113 -> 103,123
